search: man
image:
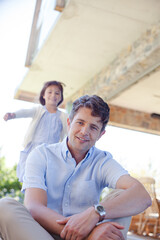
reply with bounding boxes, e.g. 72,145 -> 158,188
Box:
0,95 -> 151,240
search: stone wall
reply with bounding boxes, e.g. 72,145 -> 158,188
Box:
65,21 -> 160,134
67,21 -> 160,102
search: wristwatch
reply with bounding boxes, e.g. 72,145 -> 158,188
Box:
94,204 -> 106,222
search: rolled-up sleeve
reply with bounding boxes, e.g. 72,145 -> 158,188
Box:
100,152 -> 129,189
22,144 -> 47,192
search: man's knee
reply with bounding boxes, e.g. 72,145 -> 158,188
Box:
100,190 -> 131,239
0,198 -> 14,217
0,197 -> 23,223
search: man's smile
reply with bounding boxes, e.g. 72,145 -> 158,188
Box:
76,136 -> 89,142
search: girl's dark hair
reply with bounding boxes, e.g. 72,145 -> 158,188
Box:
69,95 -> 110,132
39,81 -> 64,106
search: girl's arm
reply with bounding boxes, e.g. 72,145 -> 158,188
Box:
3,112 -> 16,121
3,107 -> 37,121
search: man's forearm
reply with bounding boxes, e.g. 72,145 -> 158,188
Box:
26,203 -> 65,235
57,206 -> 100,240
100,183 -> 151,219
85,221 -> 125,240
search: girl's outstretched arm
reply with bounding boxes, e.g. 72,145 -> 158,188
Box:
3,112 -> 16,121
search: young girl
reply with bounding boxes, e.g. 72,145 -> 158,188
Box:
3,80 -> 68,182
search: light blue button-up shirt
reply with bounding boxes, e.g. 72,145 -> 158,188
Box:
22,138 -> 128,217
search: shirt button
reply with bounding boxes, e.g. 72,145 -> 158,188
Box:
65,203 -> 68,207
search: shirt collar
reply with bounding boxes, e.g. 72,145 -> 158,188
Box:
43,105 -> 47,111
61,137 -> 69,160
61,137 -> 94,162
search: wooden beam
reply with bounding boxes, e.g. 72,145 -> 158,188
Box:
68,21 -> 160,102
25,0 -> 43,67
55,0 -> 65,12
109,104 -> 160,135
14,90 -> 38,103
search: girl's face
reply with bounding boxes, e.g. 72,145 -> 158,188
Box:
43,85 -> 62,107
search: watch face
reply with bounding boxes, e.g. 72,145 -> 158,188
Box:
97,205 -> 104,212
94,204 -> 106,222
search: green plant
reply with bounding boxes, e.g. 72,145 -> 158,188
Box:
0,156 -> 24,203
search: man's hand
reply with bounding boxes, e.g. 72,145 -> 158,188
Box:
57,207 -> 99,240
86,221 -> 125,240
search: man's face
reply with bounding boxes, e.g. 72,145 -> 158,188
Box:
67,107 -> 105,160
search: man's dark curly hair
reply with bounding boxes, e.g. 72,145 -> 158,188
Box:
69,95 -> 110,132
